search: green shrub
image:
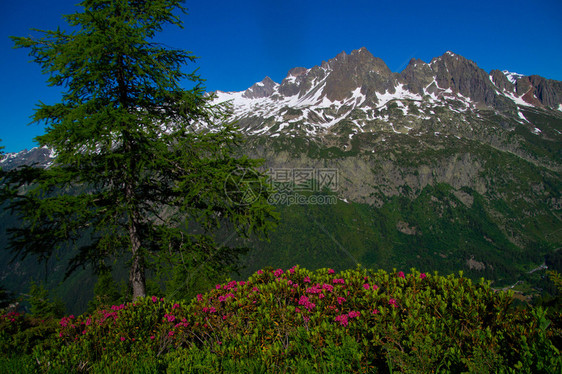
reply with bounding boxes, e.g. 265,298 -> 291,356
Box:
3,267 -> 560,372
0,311 -> 59,358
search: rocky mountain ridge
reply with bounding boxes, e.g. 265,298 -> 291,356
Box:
212,48 -> 562,144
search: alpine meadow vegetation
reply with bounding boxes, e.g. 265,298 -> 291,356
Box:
0,267 -> 560,372
0,0 -> 277,300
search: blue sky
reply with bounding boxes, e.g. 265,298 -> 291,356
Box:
1,0 -> 561,153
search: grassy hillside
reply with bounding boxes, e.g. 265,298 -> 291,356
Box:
242,184 -> 554,289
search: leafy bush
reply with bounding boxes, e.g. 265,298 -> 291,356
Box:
0,311 -> 59,359
3,267 -> 561,372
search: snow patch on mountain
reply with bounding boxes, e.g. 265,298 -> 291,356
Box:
502,70 -> 524,84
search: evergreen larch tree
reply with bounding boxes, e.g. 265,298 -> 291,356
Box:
2,0 -> 276,299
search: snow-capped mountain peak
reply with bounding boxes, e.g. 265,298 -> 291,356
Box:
212,48 -> 562,140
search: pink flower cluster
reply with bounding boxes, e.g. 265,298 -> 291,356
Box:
273,269 -> 284,277
218,293 -> 235,302
110,304 -> 126,311
363,283 -> 379,290
305,284 -> 323,294
389,298 -> 398,308
332,278 -> 345,284
1,311 -> 21,323
202,306 -> 217,313
60,315 -> 75,327
335,310 -> 361,326
334,314 -> 348,326
173,318 -> 190,329
97,309 -> 119,325
217,280 -> 240,291
298,295 -> 316,310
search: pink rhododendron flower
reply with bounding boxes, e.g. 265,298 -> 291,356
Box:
289,266 -> 297,274
348,311 -> 360,318
273,268 -> 284,277
389,298 -> 398,307
152,296 -> 158,303
215,284 -> 221,290
333,278 -> 345,284
363,284 -> 370,290
197,294 -> 203,301
328,269 -> 335,274
420,273 -> 427,279
398,271 -> 405,278
337,297 -> 346,305
172,303 -> 179,309
150,336 -> 155,340
372,309 -> 379,314
298,295 -> 316,310
120,337 -> 125,341
335,314 -> 348,326
306,285 -> 322,294
257,269 -> 264,275
303,276 -> 311,283
372,284 -> 379,290
223,280 -> 237,290
322,284 -> 334,292
168,331 -> 174,337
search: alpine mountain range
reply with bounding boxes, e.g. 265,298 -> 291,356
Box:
2,48 -> 561,311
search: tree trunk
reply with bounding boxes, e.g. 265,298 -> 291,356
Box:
128,212 -> 147,300
117,51 -> 146,300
